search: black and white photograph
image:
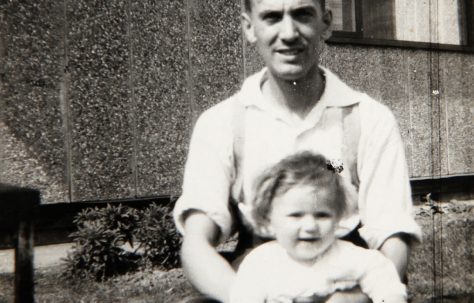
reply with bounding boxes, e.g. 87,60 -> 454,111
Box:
0,0 -> 473,302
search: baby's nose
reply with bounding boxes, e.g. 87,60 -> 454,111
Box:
300,216 -> 319,233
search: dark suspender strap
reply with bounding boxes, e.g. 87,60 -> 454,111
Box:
229,94 -> 272,257
229,95 -> 254,255
342,104 -> 361,189
231,95 -> 246,204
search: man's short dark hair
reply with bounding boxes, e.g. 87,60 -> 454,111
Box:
244,0 -> 252,12
244,0 -> 251,12
244,0 -> 325,12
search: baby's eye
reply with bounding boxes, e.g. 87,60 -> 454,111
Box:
288,212 -> 304,218
314,212 -> 332,219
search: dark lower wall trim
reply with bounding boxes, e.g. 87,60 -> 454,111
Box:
410,174 -> 474,204
0,196 -> 175,248
0,175 -> 473,248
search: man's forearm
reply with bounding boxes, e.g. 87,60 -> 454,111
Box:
379,234 -> 411,279
181,212 -> 236,303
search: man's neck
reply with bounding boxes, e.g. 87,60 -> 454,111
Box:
262,66 -> 325,120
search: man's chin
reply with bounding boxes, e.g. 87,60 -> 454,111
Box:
270,65 -> 315,82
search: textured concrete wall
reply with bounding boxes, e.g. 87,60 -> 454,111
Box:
1,1 -> 473,203
409,202 -> 474,301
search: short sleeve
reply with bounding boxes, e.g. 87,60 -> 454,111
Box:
173,102 -> 235,242
357,101 -> 422,249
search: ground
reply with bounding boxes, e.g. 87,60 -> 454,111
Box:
0,200 -> 473,302
0,265 -> 198,303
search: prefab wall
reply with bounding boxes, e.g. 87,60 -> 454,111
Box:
1,0 -> 473,203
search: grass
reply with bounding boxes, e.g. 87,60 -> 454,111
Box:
0,265 -> 199,303
2,202 -> 472,302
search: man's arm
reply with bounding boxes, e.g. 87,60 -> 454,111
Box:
181,211 -> 236,303
379,233 -> 411,279
328,104 -> 417,303
356,103 -> 422,250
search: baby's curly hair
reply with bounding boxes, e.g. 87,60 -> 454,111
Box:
251,151 -> 347,232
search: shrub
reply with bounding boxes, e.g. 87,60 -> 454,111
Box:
134,203 -> 181,269
62,202 -> 181,281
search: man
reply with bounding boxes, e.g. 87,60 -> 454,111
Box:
174,0 -> 421,302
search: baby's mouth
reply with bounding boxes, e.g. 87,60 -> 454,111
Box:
299,237 -> 320,243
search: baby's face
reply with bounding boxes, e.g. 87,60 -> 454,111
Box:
269,184 -> 338,265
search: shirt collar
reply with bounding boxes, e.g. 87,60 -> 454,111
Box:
239,68 -> 267,107
239,66 -> 362,108
319,66 -> 362,107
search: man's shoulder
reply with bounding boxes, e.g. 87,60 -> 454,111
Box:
200,94 -> 239,119
358,94 -> 394,116
196,68 -> 264,128
194,94 -> 242,132
352,93 -> 398,130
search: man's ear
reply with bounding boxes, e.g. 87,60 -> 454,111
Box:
321,9 -> 333,40
242,12 -> 257,43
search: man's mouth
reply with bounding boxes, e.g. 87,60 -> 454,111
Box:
277,48 -> 304,56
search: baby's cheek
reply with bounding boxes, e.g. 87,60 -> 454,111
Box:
320,220 -> 337,236
274,229 -> 298,249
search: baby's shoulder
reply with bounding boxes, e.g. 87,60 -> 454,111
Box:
241,241 -> 286,265
249,241 -> 285,257
331,241 -> 397,277
331,240 -> 385,261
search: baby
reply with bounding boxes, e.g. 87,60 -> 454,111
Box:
230,152 -> 407,303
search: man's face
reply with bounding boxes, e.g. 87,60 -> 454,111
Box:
268,184 -> 338,264
243,0 -> 331,81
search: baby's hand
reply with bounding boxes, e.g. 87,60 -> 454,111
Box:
293,294 -> 330,303
325,289 -> 370,303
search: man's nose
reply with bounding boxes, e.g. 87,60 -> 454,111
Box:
279,16 -> 299,42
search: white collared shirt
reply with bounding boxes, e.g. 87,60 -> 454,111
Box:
174,67 -> 422,249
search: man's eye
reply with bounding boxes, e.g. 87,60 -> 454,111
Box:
262,12 -> 282,22
293,9 -> 315,21
288,212 -> 303,218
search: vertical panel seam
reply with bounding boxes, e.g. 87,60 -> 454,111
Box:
405,50 -> 414,175
437,6 -> 445,294
185,0 -> 197,127
126,0 -> 138,198
61,0 -> 73,202
443,58 -> 450,175
240,0 -> 247,79
428,0 -> 436,299
428,0 -> 444,300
